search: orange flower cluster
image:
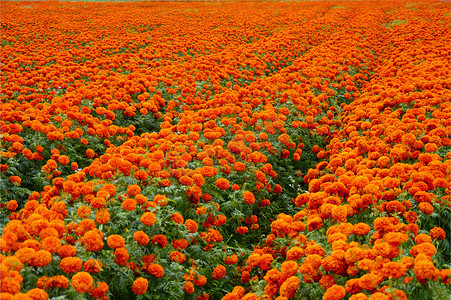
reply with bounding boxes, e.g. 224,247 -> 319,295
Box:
0,1 -> 449,299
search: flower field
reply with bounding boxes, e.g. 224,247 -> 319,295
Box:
1,1 -> 450,299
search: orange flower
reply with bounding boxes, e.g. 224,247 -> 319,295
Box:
418,202 -> 434,215
236,226 -> 248,235
429,227 -> 446,241
286,247 -> 304,260
381,261 -> 406,279
413,259 -> 436,283
86,149 -> 95,158
194,275 -> 207,286
133,231 -> 150,245
26,288 -> 49,300
140,212 -> 156,226
179,175 -> 194,186
2,255 -> 23,272
8,175 -> 21,185
147,263 -> 164,278
224,255 -> 238,265
16,247 -> 36,264
171,212 -> 184,224
127,184 -> 141,197
183,281 -> 195,294
132,277 -> 148,295
33,250 -> 52,267
6,200 -> 18,212
107,235 -> 125,249
233,162 -> 246,172
82,230 -> 104,252
41,236 -> 62,253
307,217 -> 323,231
212,265 -> 226,280
60,257 -> 82,274
71,272 -> 94,293
88,281 -> 109,299
279,276 -> 301,299
281,260 -> 299,277
184,219 -> 198,233
58,155 -> 69,165
243,191 -> 256,205
151,234 -> 168,248
323,284 -> 346,300
352,223 -> 371,236
84,259 -> 103,273
169,251 -> 186,264
121,198 -> 137,211
214,178 -> 230,190
95,208 -> 110,224
114,247 -> 129,265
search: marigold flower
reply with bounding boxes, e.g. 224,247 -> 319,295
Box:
60,257 -> 82,274
8,176 -> 21,185
172,238 -> 189,250
279,276 -> 301,298
2,255 -> 23,272
33,250 -> 52,267
114,247 -> 129,265
358,272 -> 382,290
418,202 -> 434,215
141,212 -> 156,226
381,261 -> 406,279
71,272 -> 93,293
152,234 -> 168,248
414,191 -> 434,203
430,227 -> 446,241
184,219 -> 198,233
286,247 -> 304,260
214,178 -> 230,190
243,191 -> 256,205
179,175 -> 194,186
127,184 -> 141,197
16,247 -> 36,264
88,281 -> 109,299
169,251 -> 186,264
183,281 -> 195,294
26,288 -> 49,300
121,198 -> 137,211
383,232 -> 408,246
413,259 -> 436,283
319,274 -> 336,290
212,265 -> 226,280
147,263 -> 164,278
193,274 -> 207,286
86,149 -> 95,158
6,200 -> 18,212
307,217 -> 323,231
58,155 -> 69,165
84,259 -> 103,273
192,173 -> 205,186
132,277 -> 148,295
107,235 -> 125,249
236,226 -> 249,235
171,212 -> 184,224
95,208 -> 110,224
133,231 -> 150,245
233,162 -> 246,172
82,230 -> 104,252
323,284 -> 346,300
352,223 -> 371,236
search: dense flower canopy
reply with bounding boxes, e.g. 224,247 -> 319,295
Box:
0,1 -> 450,299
